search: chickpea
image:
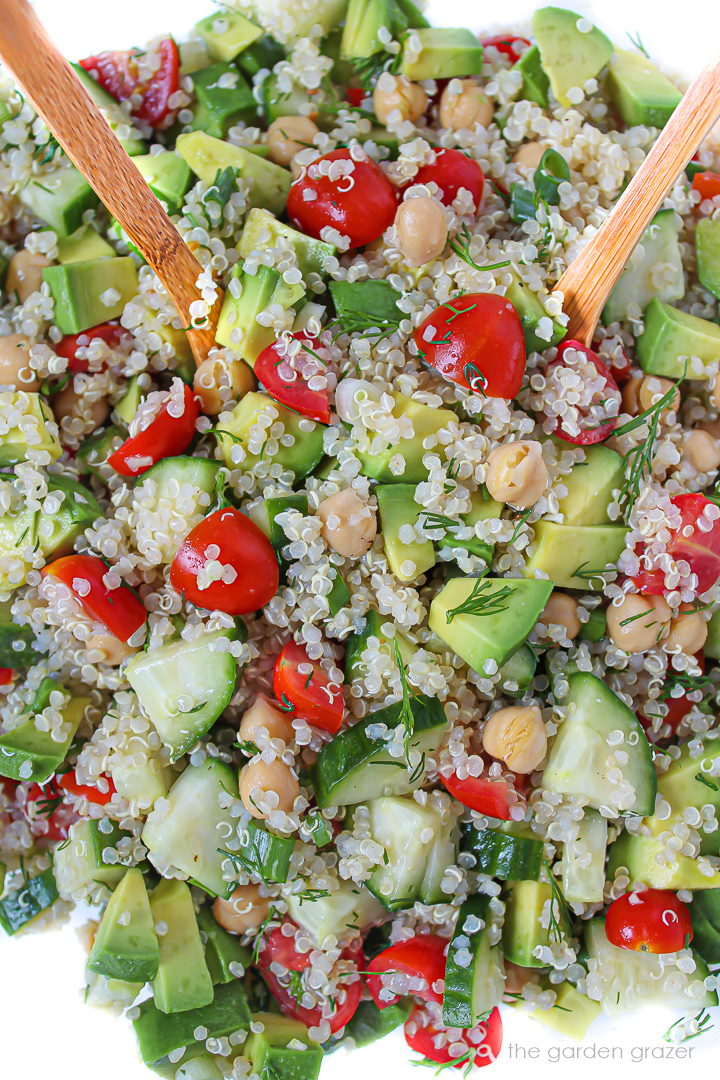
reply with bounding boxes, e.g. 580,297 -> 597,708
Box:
373,75 -> 428,125
213,884 -> 269,934
539,592 -> 581,640
512,141 -> 545,170
622,375 -> 679,419
664,606 -> 708,654
239,694 -> 294,745
52,381 -> 110,429
504,960 -> 539,996
485,440 -> 548,508
0,334 -> 39,390
240,757 -> 299,820
317,488 -> 377,559
193,355 -> 255,414
394,197 -> 448,267
6,250 -> 52,303
698,417 -> 720,440
85,631 -> 137,666
439,79 -> 493,130
606,593 -> 672,653
482,705 -> 547,774
684,429 -> 720,472
266,115 -> 319,167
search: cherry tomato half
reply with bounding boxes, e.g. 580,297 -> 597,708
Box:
286,148 -> 398,249
631,493 -> 720,596
606,889 -> 693,953
367,935 -> 448,1009
80,38 -> 180,128
692,171 -> 720,206
58,770 -> 116,806
258,923 -> 314,972
440,770 -> 523,820
54,322 -> 128,374
108,381 -> 199,477
405,1004 -> 503,1069
23,779 -> 77,843
254,334 -> 330,424
0,667 -> 14,686
415,149 -> 485,210
43,554 -> 146,643
547,340 -> 620,445
273,641 -> 344,734
414,293 -> 526,399
171,507 -> 279,615
481,35 -> 532,62
642,653 -> 705,741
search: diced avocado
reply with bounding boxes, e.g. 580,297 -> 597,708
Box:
236,34 -> 285,78
505,274 -> 565,352
54,818 -> 127,899
84,970 -> 144,1010
195,10 -> 263,62
87,867 -> 160,983
343,998 -> 412,1048
429,576 -> 553,674
77,425 -> 123,477
196,905 -> 250,984
19,162 -> 99,238
190,61 -> 257,138
176,132 -> 290,216
602,209 -> 684,324
376,483 -> 435,582
133,151 -> 191,215
524,521 -> 627,590
0,865 -> 58,935
637,298 -> 720,379
150,878 -> 214,1013
132,981 -> 251,1067
532,8 -> 613,108
0,605 -> 40,669
0,693 -> 89,784
38,474 -> 103,557
247,1014 -> 323,1080
43,257 -> 138,335
216,391 -> 325,479
512,44 -> 549,107
329,279 -> 402,333
57,225 -> 115,265
609,825 -> 720,890
656,739 -> 720,814
503,880 -> 561,967
261,72 -> 317,125
0,392 -> 61,466
579,607 -> 606,642
437,490 -> 502,564
110,751 -> 172,809
560,809 -> 607,903
696,217 -> 720,300
215,265 -> 304,365
357,392 -> 456,484
530,982 -> 600,1040
72,62 -> 145,156
341,0 -> 399,59
239,207 -> 336,280
606,49 -> 681,129
287,879 -> 384,946
0,500 -> 38,592
114,375 -> 142,426
399,28 -> 483,81
557,445 -> 624,526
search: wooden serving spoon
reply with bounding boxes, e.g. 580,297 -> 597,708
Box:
557,58 -> 720,345
0,0 -> 221,365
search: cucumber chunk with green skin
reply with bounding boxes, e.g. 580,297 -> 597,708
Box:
542,672 -> 656,816
232,819 -> 296,883
287,879 -> 384,946
443,895 -> 505,1028
341,998 -> 412,1048
77,425 -> 123,477
579,607 -> 606,642
497,643 -> 537,699
462,823 -> 543,882
502,879 -> 564,967
420,812 -> 460,905
329,279 -> 403,334
327,571 -> 351,617
0,865 -> 58,934
557,444 -> 625,526
150,878 -> 214,1014
39,474 -> 103,557
0,693 -> 90,784
177,131 -> 289,216
236,35 -> 285,77
197,905 -> 250,984
190,62 -> 257,138
399,28 -> 483,80
266,494 -> 309,548
560,809 -> 607,903
42,257 -> 138,335
126,629 -> 239,761
696,217 -> 720,300
303,811 -> 333,848
215,266 -> 305,366
142,759 -> 239,897
583,918 -> 717,1014
0,609 -> 40,670
523,521 -> 627,590
72,63 -> 145,155
606,50 -> 681,129
87,867 -> 160,982
133,980 -> 251,1066
215,392 -> 325,479
512,44 -> 549,107
602,209 -> 684,324
19,162 -> 99,238
366,794 -> 455,911
195,10 -> 263,62
637,298 -> 720,379
377,483 -> 435,582
136,455 -> 221,496
531,7 -> 613,109
691,891 -> 720,964
54,819 -> 127,899
344,610 -> 416,682
505,274 -> 565,352
312,694 -> 448,808
239,208 -> 337,280
247,1013 -> 323,1080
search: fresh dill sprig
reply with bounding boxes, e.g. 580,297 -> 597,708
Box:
695,773 -> 719,791
296,887 -> 332,905
444,578 -> 515,623
571,561 -> 617,587
627,30 -> 650,58
217,847 -> 269,883
251,906 -> 278,966
352,50 -> 397,91
663,1007 -> 714,1044
509,509 -> 532,545
544,861 -> 570,943
202,166 -> 238,210
287,970 -> 304,1001
659,670 -> 713,701
412,1049 -> 475,1077
394,638 -> 416,755
613,373 -> 683,518
236,739 -> 260,756
449,223 -> 513,272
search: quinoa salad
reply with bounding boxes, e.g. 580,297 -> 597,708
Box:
4,0 -> 720,1075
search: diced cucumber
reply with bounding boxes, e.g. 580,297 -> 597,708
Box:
502,879 -> 566,968
126,629 -> 239,761
690,891 -> 720,964
327,571 -> 351,617
266,494 -> 308,549
529,981 -> 601,1040
142,759 -> 239,897
312,694 -> 448,808
462,823 -> 543,882
443,895 -> 504,1028
560,809 -> 607,903
542,672 -> 656,817
197,905 -> 250,984
366,794 -> 452,911
132,981 -> 251,1067
420,814 -> 460,905
344,610 -> 416,683
54,819 -> 127,899
602,209 -> 684,324
286,879 -> 384,946
229,819 -> 296,883
0,865 -> 58,934
497,644 -> 537,699
137,455 -> 220,496
0,694 -> 90,784
695,217 -> 720,300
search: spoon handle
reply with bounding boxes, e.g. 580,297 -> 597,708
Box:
557,58 -> 720,345
0,0 -> 218,362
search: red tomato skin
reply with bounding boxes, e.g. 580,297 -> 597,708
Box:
481,35 -> 531,62
367,935 -> 448,1009
440,771 -> 516,819
642,653 -> 705,739
286,149 -> 398,249
405,1005 -> 503,1069
273,641 -> 344,734
54,322 -> 127,374
0,667 -> 14,686
254,335 -> 330,424
108,383 -> 199,477
549,340 -> 620,445
605,890 -> 693,953
631,493 -> 720,596
415,149 -> 484,209
414,293 -> 526,400
80,38 -> 180,127
23,779 -> 77,843
43,554 -> 146,642
58,770 -> 116,806
345,87 -> 365,107
258,924 -> 314,972
171,507 -> 279,616
692,171 -> 720,204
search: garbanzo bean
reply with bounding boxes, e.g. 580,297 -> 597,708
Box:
485,440 -> 548,508
606,593 -> 672,653
317,488 -> 377,559
240,757 -> 299,819
394,197 -> 448,267
6,250 -> 52,303
213,884 -> 269,934
664,607 -> 708,654
482,704 -> 547,774
373,74 -> 428,125
439,79 -> 493,130
622,374 -> 680,419
52,382 -> 110,429
193,355 -> 255,414
266,115 -> 319,167
0,334 -> 39,390
684,429 -> 720,472
85,631 -> 137,666
512,141 -> 545,170
539,592 -> 581,640
239,694 -> 294,745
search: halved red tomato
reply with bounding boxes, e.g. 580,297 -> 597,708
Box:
415,148 -> 484,209
481,35 -> 531,62
273,641 -> 344,734
405,1003 -> 503,1069
440,770 -> 522,820
254,334 -> 330,423
58,770 -> 116,806
367,935 -> 448,1009
54,322 -> 128,374
80,38 -> 180,127
108,380 -> 199,477
547,340 -> 620,445
631,493 -> 720,596
43,554 -> 146,643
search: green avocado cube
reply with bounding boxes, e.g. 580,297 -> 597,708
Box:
606,49 -> 681,129
196,905 -> 250,984
177,131 -> 290,216
0,866 -> 58,935
696,217 -> 720,300
88,868 -> 160,983
512,44 -> 549,107
376,483 -> 435,582
557,444 -> 624,526
0,604 -> 40,669
0,694 -> 89,784
195,10 -> 263,62
400,27 -> 483,80
133,151 -> 191,215
239,207 -> 336,279
530,981 -> 601,1039
215,264 -> 304,364
247,1013 -> 323,1080
19,162 -> 99,238
0,500 -> 38,592
532,7 -> 613,108
0,392 -> 61,467
190,62 -> 257,138
150,878 -> 214,1014
357,392 -> 456,484
524,521 -> 627,590
341,0 -> 400,59
43,257 -> 138,335
236,35 -> 286,78
216,391 -> 325,479
437,490 -> 501,564
38,474 -> 103,557
57,225 -> 115,265
637,298 -> 720,379
132,980 -> 251,1066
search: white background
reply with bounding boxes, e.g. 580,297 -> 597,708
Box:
3,0 -> 720,1077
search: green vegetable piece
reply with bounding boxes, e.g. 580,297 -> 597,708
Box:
232,819 -> 296,883
463,823 -> 544,881
195,10 -> 263,62
497,643 -> 537,698
342,998 -> 412,1048
637,298 -> 720,379
399,28 -> 483,81
557,444 -> 625,526
0,693 -> 89,784
197,905 -> 250,984
133,151 -> 191,215
578,607 -> 606,643
606,49 -> 681,129
366,793 -> 456,911
215,391 -> 324,479
533,148 -> 570,205
190,61 -> 257,137
266,494 -> 309,549
132,980 -> 251,1066
443,894 -> 504,1028
239,207 -> 336,280
246,1013 -> 323,1080
376,483 -> 435,582
0,605 -> 40,669
215,265 -> 304,365
327,571 -> 351,617
512,44 -> 549,106
42,257 -> 138,335
87,867 -> 160,983
529,981 -> 601,1039
19,162 -> 99,238
177,130 -> 290,216
236,35 -> 285,78
0,392 -> 61,467
357,392 -> 456,484
531,7 -> 613,108
505,274 -> 565,352
560,809 -> 607,903
690,891 -> 720,964
696,216 -> 720,300
150,878 -> 214,1014
523,521 -> 627,590
502,880 -> 563,967
303,811 -> 333,848
57,225 -> 115,265
0,865 -> 58,935
54,818 -> 127,899
329,279 -> 403,335
39,474 -> 103,557
603,209 -> 684,324
76,425 -> 123,477
72,62 -> 145,155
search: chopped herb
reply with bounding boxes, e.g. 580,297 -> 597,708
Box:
449,223 -> 512,273
695,773 -> 719,791
278,693 -> 295,713
663,1007 -> 714,1044
202,166 -> 237,210
445,578 -> 514,623
297,887 -> 332,905
236,739 -> 260,756
412,1048 -> 475,1077
251,906 -> 277,965
627,30 -> 650,57
571,561 -> 617,586
408,752 -> 426,785
394,638 -> 416,756
544,861 -> 570,944
509,509 -> 532,545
